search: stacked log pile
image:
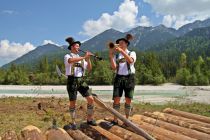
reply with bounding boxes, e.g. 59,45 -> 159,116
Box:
1,108 -> 210,140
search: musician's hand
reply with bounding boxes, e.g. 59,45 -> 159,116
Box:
114,47 -> 123,53
84,51 -> 92,59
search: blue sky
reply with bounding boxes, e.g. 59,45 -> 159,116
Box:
1,0 -> 210,66
0,0 -> 159,45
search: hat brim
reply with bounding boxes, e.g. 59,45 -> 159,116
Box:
68,41 -> 81,50
116,38 -> 130,46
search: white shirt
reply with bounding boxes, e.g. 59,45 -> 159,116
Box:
64,53 -> 87,77
114,49 -> 136,75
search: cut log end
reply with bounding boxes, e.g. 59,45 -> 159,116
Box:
45,127 -> 73,140
20,125 -> 44,140
1,130 -> 18,140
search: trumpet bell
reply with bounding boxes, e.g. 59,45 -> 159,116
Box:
108,42 -> 119,49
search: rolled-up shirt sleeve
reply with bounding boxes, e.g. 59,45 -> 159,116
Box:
130,51 -> 136,63
64,54 -> 71,65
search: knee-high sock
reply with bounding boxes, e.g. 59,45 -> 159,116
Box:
124,103 -> 131,117
69,106 -> 76,123
113,103 -> 120,112
87,104 -> 94,116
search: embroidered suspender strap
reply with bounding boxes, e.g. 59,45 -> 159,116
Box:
70,53 -> 85,76
127,51 -> 132,74
115,51 -> 132,74
115,53 -> 120,74
69,53 -> 75,76
81,59 -> 85,76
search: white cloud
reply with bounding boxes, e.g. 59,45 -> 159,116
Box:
139,15 -> 152,27
1,10 -> 16,15
162,14 -> 208,29
0,40 -> 35,66
80,0 -> 143,37
144,0 -> 210,29
143,0 -> 210,16
162,15 -> 176,27
42,40 -> 59,46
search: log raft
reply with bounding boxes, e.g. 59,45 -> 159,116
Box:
93,94 -> 155,140
131,114 -> 210,140
163,108 -> 210,124
1,108 -> 210,140
129,117 -> 196,140
98,120 -> 146,140
80,122 -> 123,140
144,111 -> 210,134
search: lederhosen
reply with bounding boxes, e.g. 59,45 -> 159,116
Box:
67,54 -> 90,101
113,51 -> 135,100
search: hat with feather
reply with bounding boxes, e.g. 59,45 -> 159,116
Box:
65,37 -> 81,50
116,34 -> 134,46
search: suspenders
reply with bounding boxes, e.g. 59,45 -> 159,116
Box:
116,51 -> 132,74
69,53 -> 85,76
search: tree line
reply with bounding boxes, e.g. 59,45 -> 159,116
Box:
0,51 -> 209,85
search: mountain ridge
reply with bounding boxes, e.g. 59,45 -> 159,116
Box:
2,18 -> 210,69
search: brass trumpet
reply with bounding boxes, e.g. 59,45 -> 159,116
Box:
108,42 -> 119,49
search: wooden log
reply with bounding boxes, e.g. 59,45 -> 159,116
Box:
144,111 -> 210,134
19,125 -> 44,140
164,108 -> 210,124
80,122 -> 123,140
93,94 -> 155,140
98,120 -> 146,140
104,117 -> 169,140
161,111 -> 210,128
63,125 -> 93,140
104,118 -> 195,140
1,130 -> 18,140
45,128 -> 73,140
128,118 -> 196,140
153,111 -> 210,128
131,114 -> 210,140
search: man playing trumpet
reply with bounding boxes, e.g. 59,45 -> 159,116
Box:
109,34 -> 136,125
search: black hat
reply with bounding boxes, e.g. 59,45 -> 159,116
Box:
116,34 -> 134,46
65,37 -> 81,50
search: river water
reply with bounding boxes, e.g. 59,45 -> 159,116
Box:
0,84 -> 210,104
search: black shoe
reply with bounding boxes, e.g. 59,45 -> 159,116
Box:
71,123 -> 77,130
87,120 -> 97,126
63,123 -> 77,130
111,120 -> 118,125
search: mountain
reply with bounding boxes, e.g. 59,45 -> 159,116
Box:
2,43 -> 67,69
184,26 -> 210,39
147,27 -> 210,61
83,25 -> 178,51
128,25 -> 178,50
2,18 -> 210,69
177,18 -> 210,36
81,29 -> 124,51
82,18 -> 210,51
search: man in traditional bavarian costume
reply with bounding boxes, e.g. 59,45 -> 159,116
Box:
109,34 -> 136,125
64,37 -> 97,129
